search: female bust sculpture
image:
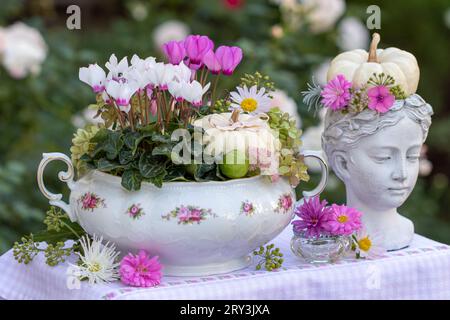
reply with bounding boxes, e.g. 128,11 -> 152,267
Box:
322,94 -> 433,250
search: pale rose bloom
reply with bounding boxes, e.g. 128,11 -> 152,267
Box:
312,59 -> 331,85
302,0 -> 345,33
337,17 -> 369,51
270,89 -> 302,128
152,20 -> 190,50
0,22 -> 47,78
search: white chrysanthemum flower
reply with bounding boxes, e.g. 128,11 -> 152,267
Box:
230,85 -> 272,115
70,235 -> 120,285
354,229 -> 386,259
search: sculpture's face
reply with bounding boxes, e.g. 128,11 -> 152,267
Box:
345,117 -> 423,210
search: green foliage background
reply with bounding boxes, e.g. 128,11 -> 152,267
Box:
0,0 -> 449,253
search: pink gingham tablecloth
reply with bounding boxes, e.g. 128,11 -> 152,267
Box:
0,227 -> 449,300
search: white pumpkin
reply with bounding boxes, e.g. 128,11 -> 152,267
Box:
327,33 -> 420,96
193,110 -> 280,158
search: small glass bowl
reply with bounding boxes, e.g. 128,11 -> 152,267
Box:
290,229 -> 349,264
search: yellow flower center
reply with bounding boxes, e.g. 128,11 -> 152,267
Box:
240,98 -> 258,112
358,237 -> 372,252
337,215 -> 348,223
88,262 -> 101,273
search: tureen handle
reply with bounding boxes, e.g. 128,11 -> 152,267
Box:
37,152 -> 77,222
301,150 -> 329,199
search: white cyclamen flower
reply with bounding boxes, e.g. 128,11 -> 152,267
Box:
168,80 -> 185,102
147,63 -> 176,90
230,85 -> 272,115
70,234 -> 120,285
130,54 -> 156,72
79,64 -> 107,93
106,79 -> 139,112
180,80 -> 210,106
0,22 -> 47,78
354,229 -> 386,259
337,17 -> 369,51
173,61 -> 192,83
105,54 -> 129,80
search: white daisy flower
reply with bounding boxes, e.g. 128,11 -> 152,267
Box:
229,85 -> 272,115
353,229 -> 386,259
70,234 -> 120,285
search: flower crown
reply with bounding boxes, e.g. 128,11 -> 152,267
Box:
302,72 -> 408,115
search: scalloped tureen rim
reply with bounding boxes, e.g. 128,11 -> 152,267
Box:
78,169 -> 283,191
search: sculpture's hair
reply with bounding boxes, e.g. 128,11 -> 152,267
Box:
322,94 -> 433,172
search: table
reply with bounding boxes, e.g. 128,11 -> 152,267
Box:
0,227 -> 449,300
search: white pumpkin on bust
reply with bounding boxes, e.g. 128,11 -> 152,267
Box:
327,33 -> 420,96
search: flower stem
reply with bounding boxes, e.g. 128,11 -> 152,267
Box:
211,74 -> 220,108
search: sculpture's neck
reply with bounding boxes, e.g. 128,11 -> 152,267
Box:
346,187 -> 398,230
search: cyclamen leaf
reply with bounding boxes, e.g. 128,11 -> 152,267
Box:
151,132 -> 171,143
139,152 -> 166,178
104,131 -> 124,160
97,158 -> 122,171
124,131 -> 141,150
152,144 -> 173,157
119,149 -> 134,165
121,169 -> 142,191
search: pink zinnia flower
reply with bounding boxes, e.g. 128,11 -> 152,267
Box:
367,85 -> 395,113
292,196 -> 332,238
320,74 -> 352,110
322,204 -> 362,236
119,250 -> 162,287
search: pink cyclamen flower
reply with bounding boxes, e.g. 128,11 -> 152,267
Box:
292,196 -> 332,238
367,85 -> 395,113
119,250 -> 162,287
215,46 -> 243,75
202,49 -> 221,74
320,74 -> 352,110
322,204 -> 362,236
184,35 -> 214,65
163,40 -> 186,65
